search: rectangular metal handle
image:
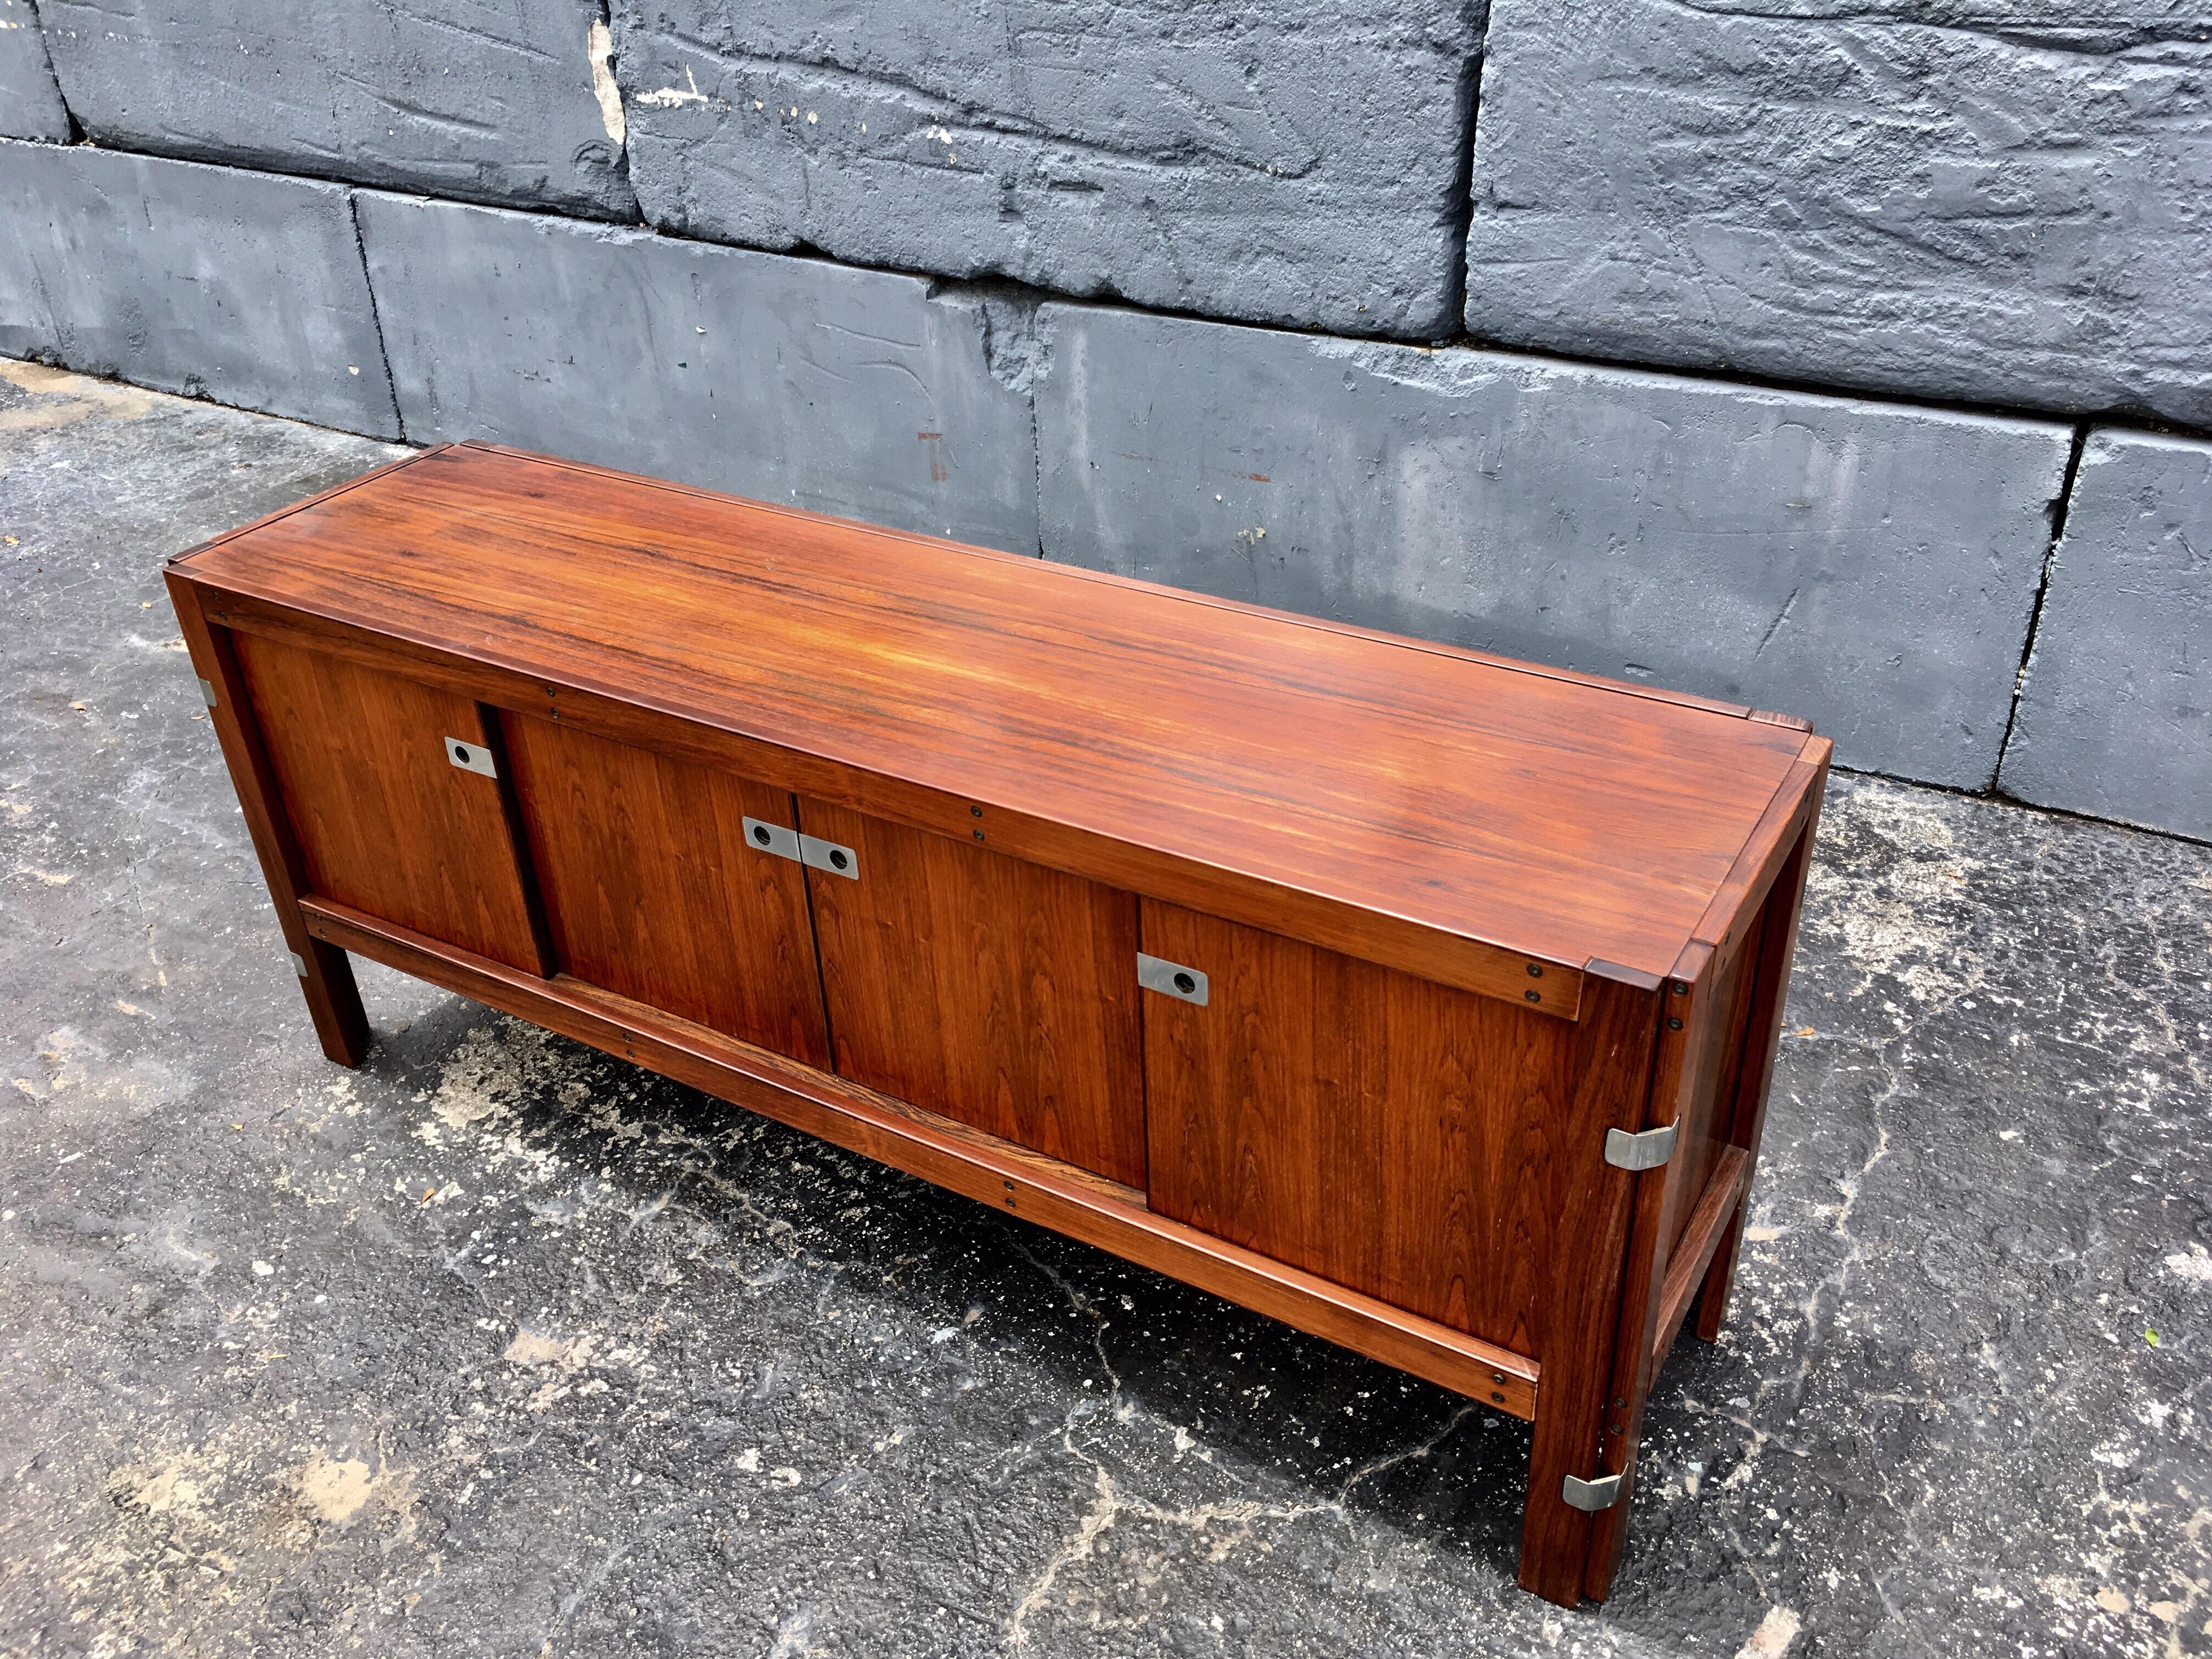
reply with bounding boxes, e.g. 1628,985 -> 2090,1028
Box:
742,816 -> 801,862
798,832 -> 858,879
1137,953 -> 1208,1005
444,735 -> 497,778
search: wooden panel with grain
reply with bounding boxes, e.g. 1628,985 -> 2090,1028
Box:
230,631 -> 545,972
1698,762 -> 1830,1342
1140,901 -> 1578,1354
1515,964 -> 1667,1605
165,578 -> 370,1066
295,892 -> 1540,1420
499,712 -> 830,1067
176,441 -> 1813,1003
798,799 -> 1147,1190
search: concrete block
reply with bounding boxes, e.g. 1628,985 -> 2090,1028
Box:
1464,0 -> 2212,427
612,0 -> 1480,340
0,142 -> 400,437
1035,303 -> 2074,788
2000,431 -> 2212,838
1,0 -> 70,140
38,0 -> 634,218
354,192 -> 1039,554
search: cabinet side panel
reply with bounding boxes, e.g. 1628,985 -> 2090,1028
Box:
231,632 -> 540,970
799,798 -> 1146,1189
1665,906 -> 1767,1262
1140,901 -> 1577,1353
500,713 -> 831,1068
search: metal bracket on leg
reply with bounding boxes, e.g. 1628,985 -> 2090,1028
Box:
1604,1122 -> 1677,1171
289,949 -> 309,977
1561,1472 -> 1624,1511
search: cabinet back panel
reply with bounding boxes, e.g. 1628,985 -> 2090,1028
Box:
500,715 -> 831,1068
232,632 -> 541,970
799,799 -> 1146,1190
1141,901 -> 1579,1354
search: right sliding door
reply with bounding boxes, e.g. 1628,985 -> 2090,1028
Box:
796,798 -> 1148,1191
1140,901 -> 1580,1354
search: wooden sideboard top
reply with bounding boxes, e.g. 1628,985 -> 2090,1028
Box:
175,442 -> 1818,987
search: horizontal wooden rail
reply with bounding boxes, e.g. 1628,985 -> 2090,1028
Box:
299,895 -> 1543,1420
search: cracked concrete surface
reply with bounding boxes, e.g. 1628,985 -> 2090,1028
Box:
3,361 -> 2209,1655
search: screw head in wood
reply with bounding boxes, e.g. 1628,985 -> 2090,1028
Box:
971,804 -> 983,816
1526,963 -> 1543,977
973,828 -> 985,842
1671,981 -> 1688,995
1525,989 -> 1540,1003
1667,1016 -> 1683,1030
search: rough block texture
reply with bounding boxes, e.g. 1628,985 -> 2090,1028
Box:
2000,430 -> 2212,838
36,0 -> 635,218
1463,0 -> 2212,427
0,142 -> 400,437
1036,304 -> 2073,788
0,0 -> 70,140
355,192 -> 1039,554
4,364 -> 2209,1656
613,0 -> 1481,340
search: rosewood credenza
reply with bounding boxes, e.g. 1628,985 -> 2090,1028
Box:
166,441 -> 1828,1605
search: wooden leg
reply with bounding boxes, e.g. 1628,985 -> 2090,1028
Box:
1695,807 -> 1821,1343
1694,1209 -> 1747,1343
1516,964 -> 1666,1606
295,938 -> 373,1067
1578,942 -> 1714,1601
166,568 -> 372,1067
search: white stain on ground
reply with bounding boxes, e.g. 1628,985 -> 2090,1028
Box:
1735,1604 -> 1802,1657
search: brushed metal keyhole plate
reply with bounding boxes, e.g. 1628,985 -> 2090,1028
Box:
798,833 -> 858,879
1136,952 -> 1208,1005
742,816 -> 802,862
445,737 -> 497,778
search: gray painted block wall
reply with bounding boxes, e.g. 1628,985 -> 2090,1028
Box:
1035,306 -> 2072,788
354,194 -> 1039,555
612,0 -> 1483,340
2001,431 -> 2212,838
0,142 -> 400,437
2,0 -> 2208,836
1464,0 -> 2212,429
37,0 -> 635,218
0,0 -> 67,140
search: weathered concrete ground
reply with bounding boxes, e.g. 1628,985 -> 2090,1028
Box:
2,361 -> 2208,1657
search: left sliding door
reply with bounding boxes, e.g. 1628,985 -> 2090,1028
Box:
232,634 -> 548,973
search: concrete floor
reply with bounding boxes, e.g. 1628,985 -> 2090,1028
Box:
2,359 -> 2208,1659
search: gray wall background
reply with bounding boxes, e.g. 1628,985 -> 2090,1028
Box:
3,0 -> 2206,838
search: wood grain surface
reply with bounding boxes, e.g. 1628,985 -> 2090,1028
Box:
165,580 -> 371,1066
176,442 -> 1813,993
1516,965 -> 1666,1605
231,630 -> 545,973
500,712 -> 831,1066
1140,900 -> 1577,1355
294,894 -> 1542,1420
798,797 -> 1147,1188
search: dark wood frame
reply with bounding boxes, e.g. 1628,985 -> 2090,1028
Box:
166,445 -> 1829,1605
